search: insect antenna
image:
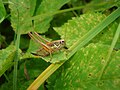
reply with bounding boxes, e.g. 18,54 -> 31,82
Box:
28,32 -> 49,49
33,32 -> 49,43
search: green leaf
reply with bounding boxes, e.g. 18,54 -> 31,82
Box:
48,43 -> 120,89
54,13 -> 119,48
54,13 -> 106,48
0,0 -> 6,23
9,0 -> 32,34
27,13 -> 106,63
0,45 -> 16,76
83,0 -> 120,12
54,8 -> 120,62
26,10 -> 120,63
33,0 -> 70,33
98,22 -> 120,82
9,0 -> 70,34
29,0 -> 39,16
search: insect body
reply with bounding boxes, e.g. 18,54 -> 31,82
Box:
28,32 -> 66,59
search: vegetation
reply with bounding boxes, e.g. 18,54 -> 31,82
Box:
0,0 -> 120,90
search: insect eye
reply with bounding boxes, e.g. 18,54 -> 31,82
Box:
60,40 -> 64,43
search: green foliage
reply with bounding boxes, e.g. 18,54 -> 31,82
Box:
0,58 -> 49,90
48,43 -> 120,90
9,0 -> 70,34
0,0 -> 120,90
0,0 -> 6,23
83,0 -> 120,12
33,0 -> 70,33
54,13 -> 120,48
27,9 -> 120,89
9,0 -> 32,34
0,45 -> 16,76
55,13 -> 106,47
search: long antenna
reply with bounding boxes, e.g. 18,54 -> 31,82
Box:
33,32 -> 49,43
28,32 -> 50,50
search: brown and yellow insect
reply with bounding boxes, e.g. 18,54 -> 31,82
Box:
28,32 -> 66,59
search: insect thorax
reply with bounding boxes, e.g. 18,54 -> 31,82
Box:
48,40 -> 65,50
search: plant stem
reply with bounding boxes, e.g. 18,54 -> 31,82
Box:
13,0 -> 20,89
13,32 -> 21,90
3,73 -> 10,82
27,62 -> 64,90
13,33 -> 20,90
